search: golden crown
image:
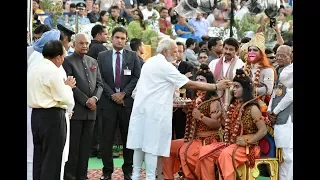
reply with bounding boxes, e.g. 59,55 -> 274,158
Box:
248,32 -> 265,53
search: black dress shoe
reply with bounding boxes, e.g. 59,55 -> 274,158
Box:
124,173 -> 132,180
100,174 -> 112,180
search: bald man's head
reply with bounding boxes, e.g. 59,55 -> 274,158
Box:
74,33 -> 89,55
276,45 -> 292,66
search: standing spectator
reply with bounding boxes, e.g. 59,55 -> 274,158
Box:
97,27 -> 141,180
86,24 -> 109,158
88,3 -> 101,23
27,40 -> 75,180
63,33 -> 104,180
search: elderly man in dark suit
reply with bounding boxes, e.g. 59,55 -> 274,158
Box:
63,33 -> 104,180
97,27 -> 141,180
172,42 -> 195,139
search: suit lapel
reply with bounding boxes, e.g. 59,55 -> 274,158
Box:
108,50 -> 115,84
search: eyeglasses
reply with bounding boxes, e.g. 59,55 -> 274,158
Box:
199,56 -> 208,59
76,41 -> 89,46
275,54 -> 288,58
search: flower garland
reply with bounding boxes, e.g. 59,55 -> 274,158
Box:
244,63 -> 262,97
224,99 -> 244,145
184,91 -> 206,142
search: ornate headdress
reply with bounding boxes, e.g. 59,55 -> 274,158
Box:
233,69 -> 252,89
196,64 -> 215,84
239,42 -> 249,62
248,32 -> 265,53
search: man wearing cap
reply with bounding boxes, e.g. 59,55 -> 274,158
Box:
69,2 -> 91,26
57,23 -> 76,56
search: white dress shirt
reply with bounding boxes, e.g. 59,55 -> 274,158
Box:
27,58 -> 75,112
112,49 -> 124,92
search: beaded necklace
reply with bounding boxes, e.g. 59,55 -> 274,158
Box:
245,63 -> 262,97
224,99 -> 244,145
184,91 -> 206,142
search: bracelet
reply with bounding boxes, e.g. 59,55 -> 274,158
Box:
214,84 -> 218,91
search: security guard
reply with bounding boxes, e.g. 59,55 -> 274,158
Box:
69,2 -> 91,26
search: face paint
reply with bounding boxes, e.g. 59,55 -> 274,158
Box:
248,53 -> 257,62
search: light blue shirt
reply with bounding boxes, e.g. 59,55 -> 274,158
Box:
188,18 -> 210,38
69,16 -> 91,26
112,49 -> 124,92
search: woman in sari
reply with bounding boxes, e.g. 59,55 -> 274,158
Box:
127,9 -> 158,45
162,64 -> 224,180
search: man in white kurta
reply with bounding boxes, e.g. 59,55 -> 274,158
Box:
267,63 -> 293,180
127,43 -> 189,179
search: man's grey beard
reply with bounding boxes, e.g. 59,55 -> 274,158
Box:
166,55 -> 177,63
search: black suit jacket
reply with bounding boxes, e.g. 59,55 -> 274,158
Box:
178,61 -> 194,75
97,49 -> 141,109
178,61 -> 195,98
63,53 -> 104,120
87,40 -> 107,60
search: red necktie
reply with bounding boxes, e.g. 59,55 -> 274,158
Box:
115,51 -> 121,89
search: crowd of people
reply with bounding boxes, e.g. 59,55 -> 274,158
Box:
27,0 -> 293,180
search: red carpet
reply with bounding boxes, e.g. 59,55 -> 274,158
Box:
87,168 -> 146,180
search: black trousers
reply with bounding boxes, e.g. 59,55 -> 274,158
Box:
31,107 -> 66,180
91,111 -> 101,155
64,120 -> 95,180
172,108 -> 187,139
100,106 -> 133,176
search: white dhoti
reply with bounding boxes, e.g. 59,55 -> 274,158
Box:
27,106 -> 71,180
274,115 -> 293,180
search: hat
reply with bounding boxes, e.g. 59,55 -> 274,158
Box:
76,2 -> 86,9
247,32 -> 265,53
57,24 -> 75,37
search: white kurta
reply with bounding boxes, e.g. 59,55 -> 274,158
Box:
126,54 -> 189,157
27,51 -> 72,180
267,63 -> 293,180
